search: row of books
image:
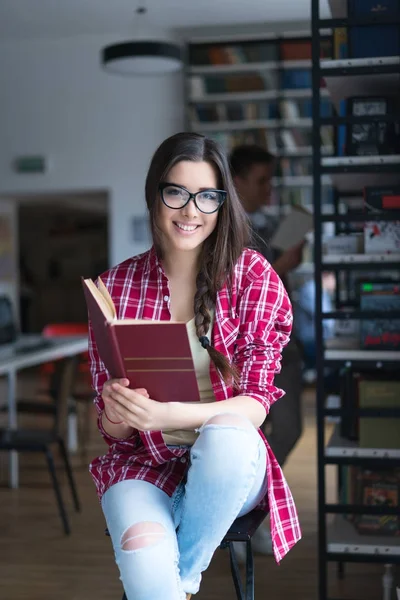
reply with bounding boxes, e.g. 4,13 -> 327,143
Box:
189,42 -> 278,66
204,129 -> 334,159
341,466 -> 400,537
189,98 -> 332,123
188,38 -> 333,67
189,102 -> 278,123
333,1 -> 400,60
280,186 -> 334,208
206,129 -> 268,153
189,73 -> 277,97
278,158 -> 313,178
189,69 -> 313,98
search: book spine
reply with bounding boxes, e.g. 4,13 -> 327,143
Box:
107,323 -> 128,380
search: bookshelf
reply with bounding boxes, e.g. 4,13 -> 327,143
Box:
312,1 -> 400,599
184,30 -> 335,212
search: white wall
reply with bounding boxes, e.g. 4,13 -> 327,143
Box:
0,34 -> 185,266
0,21 -> 310,267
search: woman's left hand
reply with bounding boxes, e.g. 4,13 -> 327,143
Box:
108,381 -> 170,432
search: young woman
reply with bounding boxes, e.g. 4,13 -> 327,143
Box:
88,132 -> 301,600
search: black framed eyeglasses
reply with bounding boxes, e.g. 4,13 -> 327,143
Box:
159,182 -> 226,214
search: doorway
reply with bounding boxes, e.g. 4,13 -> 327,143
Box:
18,191 -> 109,333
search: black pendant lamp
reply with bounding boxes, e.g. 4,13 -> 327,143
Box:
102,6 -> 183,76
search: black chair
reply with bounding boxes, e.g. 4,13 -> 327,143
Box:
106,508 -> 267,600
0,356 -> 81,535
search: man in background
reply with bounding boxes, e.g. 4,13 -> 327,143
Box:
230,144 -> 305,557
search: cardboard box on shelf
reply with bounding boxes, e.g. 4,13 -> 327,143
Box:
324,234 -> 363,255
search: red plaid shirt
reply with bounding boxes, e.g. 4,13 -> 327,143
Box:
88,246 -> 301,562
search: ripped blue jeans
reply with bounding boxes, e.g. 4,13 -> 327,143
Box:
101,414 -> 268,600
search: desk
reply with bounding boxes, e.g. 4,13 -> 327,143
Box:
0,335 -> 88,488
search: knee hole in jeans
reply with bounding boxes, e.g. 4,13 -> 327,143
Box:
204,413 -> 254,430
120,521 -> 166,551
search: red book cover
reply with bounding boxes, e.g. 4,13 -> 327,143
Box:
82,277 -> 200,403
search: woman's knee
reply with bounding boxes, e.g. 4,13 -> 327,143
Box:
120,521 -> 166,552
115,522 -> 182,600
193,413 -> 260,473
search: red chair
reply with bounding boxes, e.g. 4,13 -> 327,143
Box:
41,323 -> 89,381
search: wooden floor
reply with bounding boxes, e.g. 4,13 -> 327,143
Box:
0,378 -> 395,600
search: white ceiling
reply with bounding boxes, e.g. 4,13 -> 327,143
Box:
0,0 -> 331,41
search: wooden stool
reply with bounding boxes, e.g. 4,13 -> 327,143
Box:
106,509 -> 267,600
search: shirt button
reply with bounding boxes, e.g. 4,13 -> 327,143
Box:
164,295 -> 170,302
180,457 -> 186,463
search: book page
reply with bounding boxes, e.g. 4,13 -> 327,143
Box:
97,277 -> 117,320
83,278 -> 114,322
270,206 -> 313,252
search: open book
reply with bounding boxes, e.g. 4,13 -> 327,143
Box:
82,277 -> 200,403
270,205 -> 313,252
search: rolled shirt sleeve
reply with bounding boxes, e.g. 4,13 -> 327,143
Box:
233,256 -> 293,413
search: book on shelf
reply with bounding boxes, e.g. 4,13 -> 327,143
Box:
82,277 -> 200,404
342,466 -> 400,535
281,39 -> 311,60
189,41 -> 279,67
188,37 -> 332,67
269,204 -> 313,251
200,73 -> 268,95
348,0 -> 400,59
333,27 -> 348,59
354,467 -> 400,536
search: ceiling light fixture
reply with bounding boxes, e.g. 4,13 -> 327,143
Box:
101,6 -> 183,76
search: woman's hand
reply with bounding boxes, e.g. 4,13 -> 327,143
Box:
102,378 -> 169,432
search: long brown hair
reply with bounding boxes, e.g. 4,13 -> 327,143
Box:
145,132 -> 250,386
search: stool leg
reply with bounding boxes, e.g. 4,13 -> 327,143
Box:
227,542 -> 245,600
58,438 -> 81,512
245,540 -> 254,600
45,447 -> 70,535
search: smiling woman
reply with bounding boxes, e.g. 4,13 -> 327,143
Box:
87,132 -> 301,600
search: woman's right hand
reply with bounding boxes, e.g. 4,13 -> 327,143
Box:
102,378 -> 149,424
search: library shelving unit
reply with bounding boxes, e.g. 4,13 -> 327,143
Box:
311,1 -> 400,599
184,29 -> 335,215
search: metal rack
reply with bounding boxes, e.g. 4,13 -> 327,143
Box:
311,1 -> 400,599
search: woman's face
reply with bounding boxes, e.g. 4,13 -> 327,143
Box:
157,160 -> 220,256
